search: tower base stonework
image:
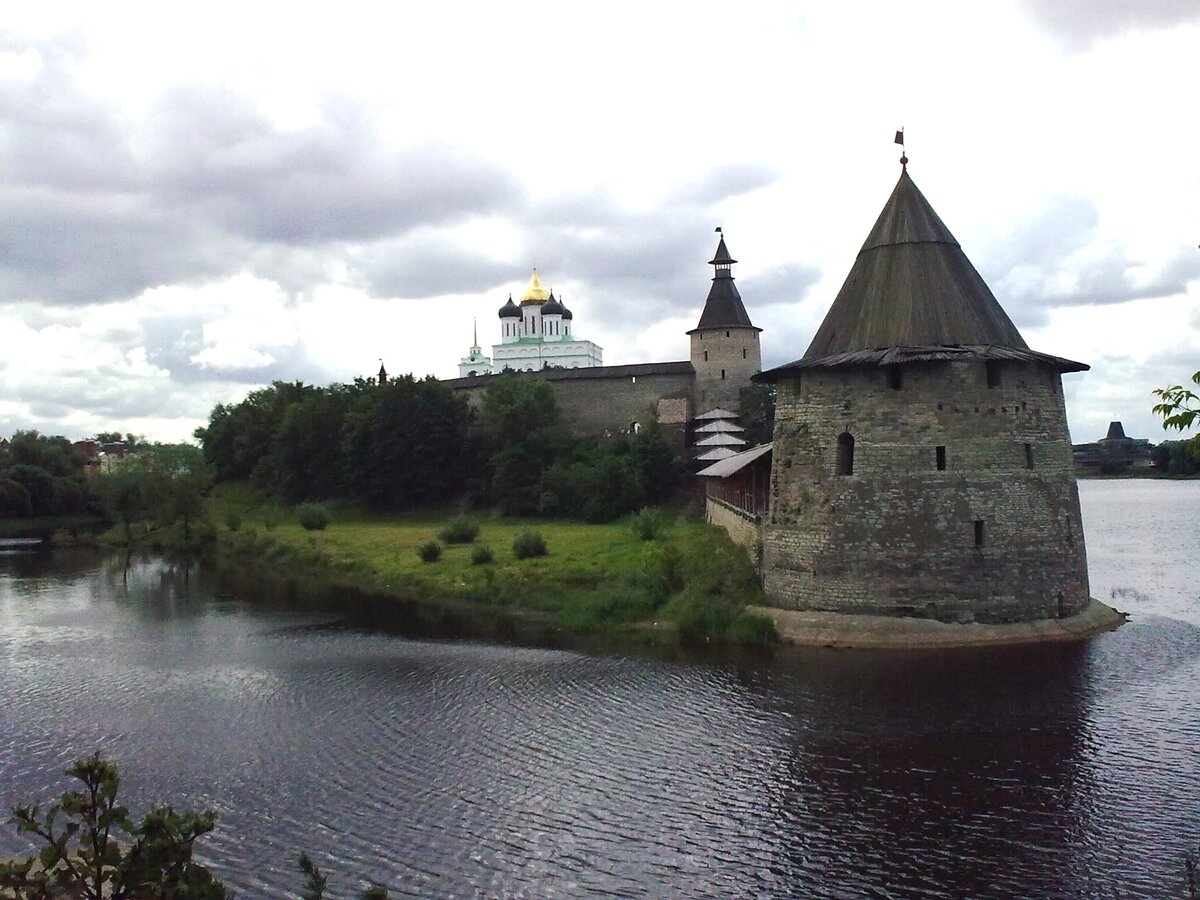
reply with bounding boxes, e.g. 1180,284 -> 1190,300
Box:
762,360 -> 1090,624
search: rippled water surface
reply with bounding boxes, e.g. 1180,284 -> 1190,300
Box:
1,479 -> 1198,897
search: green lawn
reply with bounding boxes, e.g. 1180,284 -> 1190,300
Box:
208,484 -> 774,644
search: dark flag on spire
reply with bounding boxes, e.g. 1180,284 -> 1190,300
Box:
715,226 -> 722,233
894,129 -> 905,146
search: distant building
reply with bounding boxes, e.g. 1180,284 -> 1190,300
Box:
458,270 -> 603,376
1072,421 -> 1153,471
442,236 -> 765,439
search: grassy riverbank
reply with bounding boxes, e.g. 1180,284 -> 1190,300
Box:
207,486 -> 775,645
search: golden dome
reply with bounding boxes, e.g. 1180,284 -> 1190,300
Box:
520,269 -> 551,305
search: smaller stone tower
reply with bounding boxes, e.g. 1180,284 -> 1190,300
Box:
688,233 -> 762,412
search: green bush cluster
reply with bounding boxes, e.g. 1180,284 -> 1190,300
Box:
418,540 -> 443,562
470,544 -> 494,565
297,503 -> 331,531
630,507 -> 669,541
512,530 -> 548,559
439,515 -> 480,544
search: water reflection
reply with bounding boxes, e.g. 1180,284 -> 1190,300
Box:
1,481 -> 1198,897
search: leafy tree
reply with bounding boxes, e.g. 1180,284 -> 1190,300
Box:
0,752 -> 229,899
340,376 -> 475,509
4,464 -> 56,516
1151,441 -> 1200,476
479,377 -> 566,515
6,430 -> 77,476
1154,371 -> 1200,457
196,381 -> 317,483
91,445 -> 211,543
0,478 -> 33,516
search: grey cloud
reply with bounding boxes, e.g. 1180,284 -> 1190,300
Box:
667,163 -> 780,205
0,46 -> 526,306
1017,0 -> 1200,49
740,262 -> 823,308
977,195 -> 1200,327
150,88 -> 526,243
357,233 -> 517,300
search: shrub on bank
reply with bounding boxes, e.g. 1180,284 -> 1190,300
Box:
439,516 -> 480,544
224,511 -> 242,532
513,530 -> 547,559
418,540 -> 442,562
470,544 -> 494,565
297,503 -> 331,531
631,507 -> 669,541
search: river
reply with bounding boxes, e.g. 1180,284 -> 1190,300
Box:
1,479 -> 1198,897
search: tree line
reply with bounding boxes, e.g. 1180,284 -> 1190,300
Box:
194,374 -> 687,521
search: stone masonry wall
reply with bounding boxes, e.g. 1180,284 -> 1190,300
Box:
705,498 -> 761,549
762,359 -> 1091,623
690,327 -> 762,411
449,368 -> 696,437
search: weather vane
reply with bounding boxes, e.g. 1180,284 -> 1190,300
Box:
895,127 -> 907,169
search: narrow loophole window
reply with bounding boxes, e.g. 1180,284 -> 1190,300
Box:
936,446 -> 946,470
721,369 -> 726,380
836,432 -> 855,476
1024,443 -> 1034,469
974,520 -> 985,547
703,350 -> 708,361
986,361 -> 1002,388
743,348 -> 747,359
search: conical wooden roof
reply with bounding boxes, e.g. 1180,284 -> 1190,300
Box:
758,167 -> 1087,379
689,235 -> 760,333
806,169 -> 1026,356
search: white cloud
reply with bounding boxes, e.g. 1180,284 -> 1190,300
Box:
0,0 -> 1196,447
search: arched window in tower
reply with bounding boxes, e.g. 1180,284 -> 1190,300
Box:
836,432 -> 855,476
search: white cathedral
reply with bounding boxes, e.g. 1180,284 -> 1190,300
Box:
458,270 -> 603,376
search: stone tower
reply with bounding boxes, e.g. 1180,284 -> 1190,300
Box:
757,164 -> 1091,624
688,234 -> 762,412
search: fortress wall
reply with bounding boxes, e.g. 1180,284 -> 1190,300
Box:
445,364 -> 696,438
762,359 -> 1090,624
705,499 -> 761,549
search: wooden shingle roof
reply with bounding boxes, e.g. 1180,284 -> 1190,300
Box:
759,167 -> 1087,379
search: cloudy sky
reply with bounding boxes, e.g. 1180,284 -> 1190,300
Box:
2,0 -> 1198,444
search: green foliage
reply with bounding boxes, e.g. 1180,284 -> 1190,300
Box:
480,377 -> 566,515
1151,440 -> 1200,475
439,515 -> 480,544
297,503 -> 332,531
539,426 -> 687,523
513,530 -> 548,559
0,431 -> 97,518
299,852 -> 328,899
470,543 -> 494,565
0,752 -> 229,899
195,381 -> 317,484
0,478 -> 33,516
224,511 -> 243,532
418,540 -> 443,562
338,377 -> 477,510
92,444 -> 211,545
631,507 -> 670,541
1153,371 -> 1200,435
297,851 -> 389,899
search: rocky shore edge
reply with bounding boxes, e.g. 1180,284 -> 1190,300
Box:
754,598 -> 1127,650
